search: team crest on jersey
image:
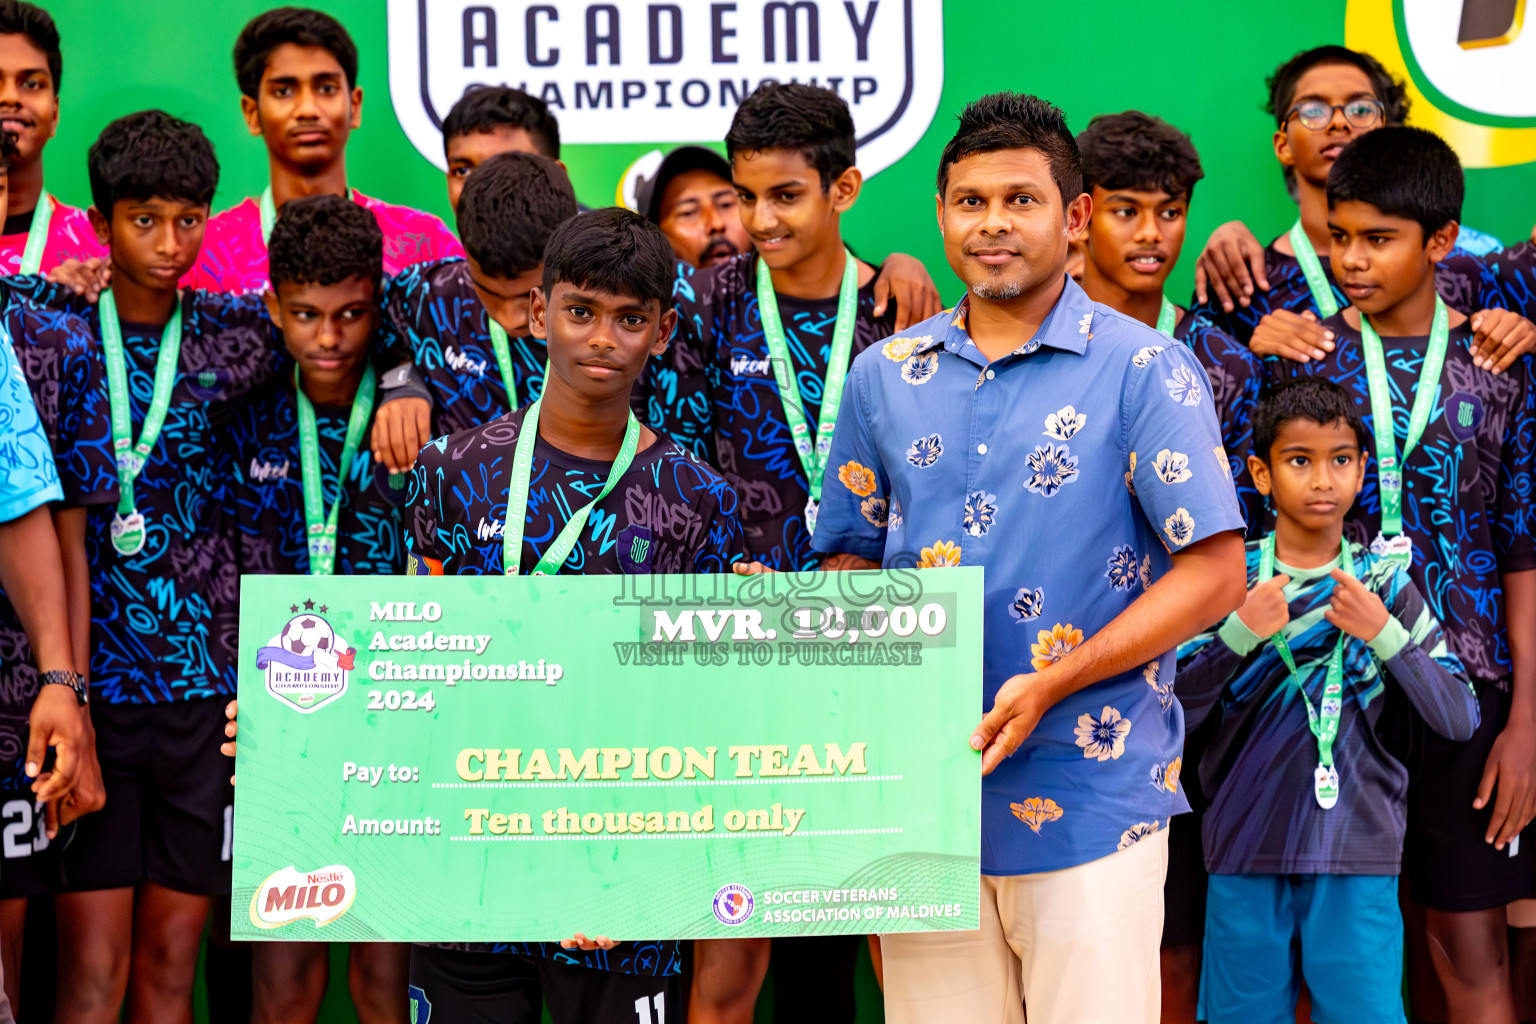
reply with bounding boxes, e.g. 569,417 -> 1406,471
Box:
256,602 -> 356,713
386,0 -> 942,178
408,985 -> 431,1024
618,525 -> 654,575
1444,390 -> 1484,442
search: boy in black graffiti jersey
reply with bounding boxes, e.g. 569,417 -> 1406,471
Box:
229,194 -> 408,1024
404,207 -> 743,1022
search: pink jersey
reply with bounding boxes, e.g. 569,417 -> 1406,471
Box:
184,189 -> 465,293
0,196 -> 107,274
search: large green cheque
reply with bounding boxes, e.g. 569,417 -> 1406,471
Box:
232,568 -> 982,942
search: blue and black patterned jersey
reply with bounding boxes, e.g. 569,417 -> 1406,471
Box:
1175,311 -> 1263,529
1178,539 -> 1476,875
0,295 -> 115,786
1438,242 -> 1536,320
639,252 -> 896,571
7,281 -> 288,705
404,406 -> 742,976
1187,238 -> 1511,344
379,258 -> 547,440
1272,316 -> 1536,686
228,381 -> 407,578
406,407 -> 745,577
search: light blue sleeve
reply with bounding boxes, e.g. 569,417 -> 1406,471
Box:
0,332 -> 62,521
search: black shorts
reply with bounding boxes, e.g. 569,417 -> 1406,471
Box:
1162,717 -> 1216,947
1405,683 -> 1535,912
0,789 -> 55,898
409,945 -> 682,1024
54,698 -> 233,896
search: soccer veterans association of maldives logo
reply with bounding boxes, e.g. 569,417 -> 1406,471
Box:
256,600 -> 357,713
386,0 -> 943,178
712,883 -> 755,925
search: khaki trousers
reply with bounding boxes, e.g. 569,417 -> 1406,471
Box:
882,825 -> 1170,1024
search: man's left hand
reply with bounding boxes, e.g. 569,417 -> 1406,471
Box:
970,669 -> 1054,776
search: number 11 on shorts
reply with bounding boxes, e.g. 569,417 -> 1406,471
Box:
635,992 -> 665,1022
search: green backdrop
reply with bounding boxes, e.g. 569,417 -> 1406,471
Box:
35,0 -> 1536,306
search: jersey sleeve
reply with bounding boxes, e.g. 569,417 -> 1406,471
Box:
678,459 -> 747,573
1374,567 -> 1480,741
809,363 -> 888,563
1495,358 -> 1536,572
404,436 -> 454,576
640,260 -> 716,462
1125,345 -> 1246,552
187,291 -> 288,402
0,338 -> 62,520
1185,316 -> 1263,532
49,307 -> 117,507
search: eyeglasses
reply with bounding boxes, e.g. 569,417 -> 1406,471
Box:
1283,97 -> 1385,131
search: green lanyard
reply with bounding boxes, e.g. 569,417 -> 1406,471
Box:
1359,296 -> 1450,561
1155,295 -> 1178,338
1257,534 -> 1355,809
755,249 -> 858,535
485,318 -> 520,406
259,185 -> 277,245
17,193 -> 52,275
502,399 -> 641,575
99,290 -> 183,557
294,364 -> 377,576
1288,220 -> 1341,319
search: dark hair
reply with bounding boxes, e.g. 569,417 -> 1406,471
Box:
1077,111 -> 1204,201
938,92 -> 1082,204
541,207 -> 676,309
234,7 -> 357,99
87,110 -> 218,215
456,151 -> 577,279
0,0 -> 60,92
1326,125 -> 1462,241
1266,45 -> 1409,127
1253,377 -> 1369,460
442,86 -> 559,159
268,193 -> 382,291
725,82 -> 855,191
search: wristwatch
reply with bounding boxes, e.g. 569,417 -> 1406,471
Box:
40,669 -> 88,706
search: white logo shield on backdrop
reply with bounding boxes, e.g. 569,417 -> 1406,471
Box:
387,0 -> 944,177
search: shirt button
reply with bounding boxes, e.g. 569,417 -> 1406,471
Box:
977,443 -> 988,455
985,369 -> 995,379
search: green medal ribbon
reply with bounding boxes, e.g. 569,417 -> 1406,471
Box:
259,185 -> 277,246
1288,219 -> 1341,320
485,318 -> 520,405
1155,294 -> 1178,338
502,399 -> 641,576
1359,296 -> 1450,564
755,249 -> 858,535
1257,534 -> 1355,809
99,290 -> 183,557
18,192 -> 52,275
294,364 -> 377,576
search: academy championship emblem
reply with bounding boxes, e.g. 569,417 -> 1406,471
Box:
257,602 -> 356,713
386,0 -> 943,179
712,883 -> 755,926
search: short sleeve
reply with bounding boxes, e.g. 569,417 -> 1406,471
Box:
52,309 -> 118,507
1125,345 -> 1246,553
808,365 -> 888,562
681,469 -> 748,574
640,261 -> 716,462
404,437 -> 452,576
187,291 -> 287,401
0,339 -> 62,520
1495,357 -> 1536,572
378,264 -> 430,368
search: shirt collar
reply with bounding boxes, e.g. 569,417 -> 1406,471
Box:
931,275 -> 1097,357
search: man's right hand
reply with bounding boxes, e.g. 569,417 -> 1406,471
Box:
1194,221 -> 1270,312
26,684 -> 86,834
1249,310 -> 1336,363
371,397 -> 432,475
1235,575 -> 1291,638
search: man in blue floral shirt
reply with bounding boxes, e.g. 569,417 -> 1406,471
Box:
807,94 -> 1247,1024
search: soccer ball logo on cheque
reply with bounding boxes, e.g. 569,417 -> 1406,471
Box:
256,608 -> 356,713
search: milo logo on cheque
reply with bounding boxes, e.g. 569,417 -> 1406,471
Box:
250,864 -> 357,929
257,603 -> 357,713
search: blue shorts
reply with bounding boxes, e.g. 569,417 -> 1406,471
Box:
1202,873 -> 1404,1024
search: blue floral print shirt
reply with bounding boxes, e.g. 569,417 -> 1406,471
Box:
812,276 -> 1246,875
